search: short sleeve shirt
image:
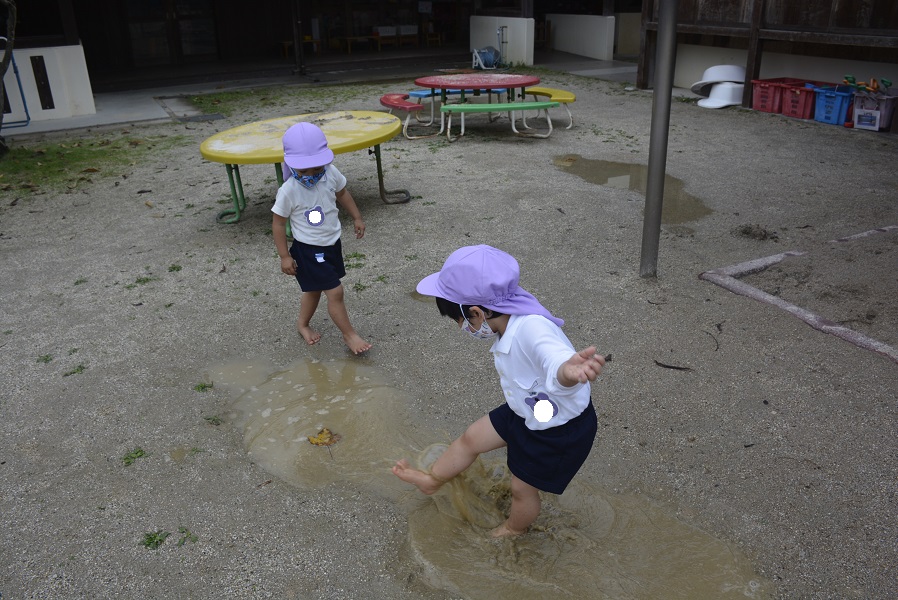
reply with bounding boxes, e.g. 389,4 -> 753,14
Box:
490,314 -> 591,431
272,165 -> 348,246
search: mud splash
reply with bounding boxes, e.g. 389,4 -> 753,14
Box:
212,358 -> 768,599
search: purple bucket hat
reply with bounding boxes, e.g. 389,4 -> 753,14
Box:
283,122 -> 334,170
416,245 -> 564,326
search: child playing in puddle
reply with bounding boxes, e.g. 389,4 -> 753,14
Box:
272,122 -> 371,354
392,245 -> 606,537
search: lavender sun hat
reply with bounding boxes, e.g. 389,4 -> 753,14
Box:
283,122 -> 334,170
416,245 -> 564,326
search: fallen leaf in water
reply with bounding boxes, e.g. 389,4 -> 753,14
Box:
308,428 -> 341,446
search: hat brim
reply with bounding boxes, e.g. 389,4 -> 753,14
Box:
690,81 -> 718,97
697,97 -> 739,108
284,148 -> 334,170
416,271 -> 444,298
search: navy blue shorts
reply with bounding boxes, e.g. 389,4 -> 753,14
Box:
489,401 -> 597,494
289,239 -> 345,292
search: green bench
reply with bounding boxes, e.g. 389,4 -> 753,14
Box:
439,100 -> 560,141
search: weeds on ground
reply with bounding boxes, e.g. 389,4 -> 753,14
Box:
177,526 -> 198,546
1,134 -> 188,194
124,275 -> 158,290
186,84 -> 385,118
194,382 -> 213,392
122,447 -> 146,466
63,364 -> 86,376
141,530 -> 170,549
345,251 -> 366,269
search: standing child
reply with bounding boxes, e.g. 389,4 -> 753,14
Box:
272,122 -> 372,354
392,245 -> 606,537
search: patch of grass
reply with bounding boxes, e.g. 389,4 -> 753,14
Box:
37,354 -> 53,363
194,382 -> 213,392
168,264 -> 182,272
141,530 -> 170,549
1,134 -> 188,193
405,254 -> 418,261
375,275 -> 388,283
68,348 -> 79,355
353,282 -> 369,292
125,275 -> 158,290
63,364 -> 86,377
185,84 -> 382,117
122,447 -> 146,466
204,415 -> 223,426
345,252 -> 366,260
177,526 -> 198,546
74,277 -> 88,285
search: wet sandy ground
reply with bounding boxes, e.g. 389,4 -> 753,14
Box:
1,70 -> 896,599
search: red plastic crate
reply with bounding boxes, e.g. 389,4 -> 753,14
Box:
781,80 -> 837,119
751,77 -> 806,113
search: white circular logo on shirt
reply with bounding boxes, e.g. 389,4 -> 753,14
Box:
533,399 -> 554,423
304,205 -> 324,226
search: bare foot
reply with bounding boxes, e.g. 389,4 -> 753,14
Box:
391,459 -> 444,495
344,332 -> 372,354
298,325 -> 321,346
490,521 -> 528,538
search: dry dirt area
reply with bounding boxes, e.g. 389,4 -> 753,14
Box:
1,72 -> 896,599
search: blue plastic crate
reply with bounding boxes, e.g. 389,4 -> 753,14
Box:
814,85 -> 854,125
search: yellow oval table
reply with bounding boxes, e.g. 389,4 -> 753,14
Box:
200,110 -> 410,223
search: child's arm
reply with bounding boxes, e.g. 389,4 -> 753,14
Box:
557,346 -> 606,387
335,187 -> 366,238
272,213 -> 296,275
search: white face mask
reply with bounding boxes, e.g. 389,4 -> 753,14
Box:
460,305 -> 498,340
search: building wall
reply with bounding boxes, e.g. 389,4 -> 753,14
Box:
2,44 -> 95,125
546,14 -> 615,61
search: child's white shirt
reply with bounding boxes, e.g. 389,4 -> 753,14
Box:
272,165 -> 348,246
490,314 -> 591,430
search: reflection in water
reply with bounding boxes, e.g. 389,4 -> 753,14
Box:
554,154 -> 713,224
212,358 -> 421,498
212,358 -> 768,599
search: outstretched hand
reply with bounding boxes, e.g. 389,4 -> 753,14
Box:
558,346 -> 607,387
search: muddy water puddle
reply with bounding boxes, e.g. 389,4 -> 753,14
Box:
212,357 -> 768,599
554,155 -> 713,224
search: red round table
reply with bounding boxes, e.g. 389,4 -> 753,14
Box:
414,73 -> 540,103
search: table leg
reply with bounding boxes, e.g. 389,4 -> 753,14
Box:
371,144 -> 410,204
436,88 -> 447,135
218,163 -> 246,224
275,162 -> 284,186
275,162 -> 292,238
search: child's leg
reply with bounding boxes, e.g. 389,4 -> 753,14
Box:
492,475 -> 541,537
392,414 -> 506,494
297,290 -> 323,345
322,283 -> 371,354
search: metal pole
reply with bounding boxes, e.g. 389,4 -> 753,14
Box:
292,0 -> 306,76
639,0 -> 678,278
